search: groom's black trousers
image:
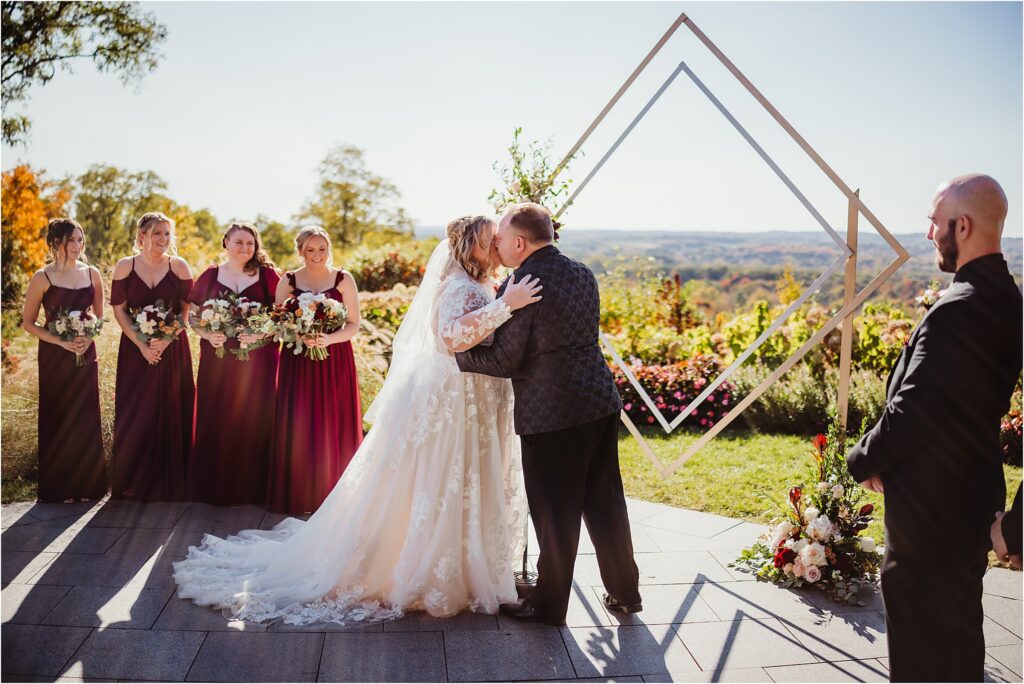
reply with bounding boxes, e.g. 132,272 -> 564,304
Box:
520,412 -> 641,621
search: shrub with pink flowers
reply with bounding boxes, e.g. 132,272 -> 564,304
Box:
611,355 -> 736,430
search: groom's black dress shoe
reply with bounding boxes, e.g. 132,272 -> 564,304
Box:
602,593 -> 643,615
498,602 -> 566,626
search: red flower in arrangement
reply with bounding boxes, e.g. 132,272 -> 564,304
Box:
788,486 -> 802,506
773,547 -> 796,568
858,503 -> 874,516
813,434 -> 827,452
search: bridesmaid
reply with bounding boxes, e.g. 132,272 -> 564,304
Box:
21,218 -> 109,503
267,226 -> 363,514
109,212 -> 195,501
188,222 -> 280,505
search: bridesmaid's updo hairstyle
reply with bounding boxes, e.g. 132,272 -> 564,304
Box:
134,211 -> 177,255
505,202 -> 558,243
294,225 -> 333,266
446,215 -> 495,282
45,218 -> 86,265
223,222 -> 275,274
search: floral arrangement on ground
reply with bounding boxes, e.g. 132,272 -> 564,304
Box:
732,414 -> 882,604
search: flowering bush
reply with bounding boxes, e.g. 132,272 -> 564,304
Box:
350,249 -> 426,292
612,355 -> 735,430
734,416 -> 882,604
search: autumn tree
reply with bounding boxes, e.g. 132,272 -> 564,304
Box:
1,164 -> 70,303
1,1 -> 167,145
72,165 -> 165,267
254,215 -> 297,269
296,145 -> 412,247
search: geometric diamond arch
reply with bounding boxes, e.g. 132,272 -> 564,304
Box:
549,12 -> 910,479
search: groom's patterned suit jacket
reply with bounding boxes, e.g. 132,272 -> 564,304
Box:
456,245 -> 622,435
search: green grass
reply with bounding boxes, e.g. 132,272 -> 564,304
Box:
617,428 -> 1022,566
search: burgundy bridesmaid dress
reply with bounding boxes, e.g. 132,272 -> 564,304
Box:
267,270 -> 363,514
36,274 -> 109,502
188,265 -> 280,505
110,258 -> 195,502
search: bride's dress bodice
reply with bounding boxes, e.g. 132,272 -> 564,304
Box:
172,266 -> 527,626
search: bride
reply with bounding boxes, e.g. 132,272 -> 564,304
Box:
172,215 -> 542,625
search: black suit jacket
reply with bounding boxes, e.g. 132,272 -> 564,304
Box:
455,245 -> 622,435
847,254 -> 1022,560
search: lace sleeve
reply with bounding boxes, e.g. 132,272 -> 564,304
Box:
437,280 -> 513,353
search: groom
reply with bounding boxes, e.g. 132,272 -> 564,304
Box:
456,202 -> 642,626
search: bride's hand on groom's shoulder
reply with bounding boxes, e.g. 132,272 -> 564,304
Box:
501,274 -> 543,311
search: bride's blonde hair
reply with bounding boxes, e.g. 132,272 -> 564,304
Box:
446,215 -> 494,282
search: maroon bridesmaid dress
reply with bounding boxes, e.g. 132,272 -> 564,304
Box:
188,265 -> 281,505
109,258 -> 195,502
267,270 -> 363,514
36,274 -> 109,502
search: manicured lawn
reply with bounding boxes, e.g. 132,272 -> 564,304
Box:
617,427 -> 1022,565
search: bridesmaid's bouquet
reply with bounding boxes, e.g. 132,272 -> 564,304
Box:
277,292 -> 349,361
129,300 -> 183,347
192,297 -> 237,358
48,309 -> 105,366
229,296 -> 276,361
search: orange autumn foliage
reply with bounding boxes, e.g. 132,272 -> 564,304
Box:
1,164 -> 71,302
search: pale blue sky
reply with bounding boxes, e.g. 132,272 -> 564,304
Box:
3,1 -> 1022,238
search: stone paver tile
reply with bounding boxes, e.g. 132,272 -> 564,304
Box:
783,611 -> 888,661
642,668 -> 772,682
637,552 -> 734,585
596,584 -> 719,626
318,632 -> 445,682
104,527 -> 221,558
18,526 -> 126,555
562,623 -> 701,677
1,624 -> 92,677
576,525 -> 661,555
186,631 -> 323,682
985,617 -> 1023,647
259,511 -> 308,530
1,501 -> 40,528
707,523 -> 768,548
154,596 -> 268,632
445,629 -> 575,681
496,584 -> 612,630
14,502 -> 100,526
695,581 -> 823,622
174,504 -> 265,532
983,593 -> 1023,637
985,653 -> 1022,682
876,657 -> 888,670
764,658 -> 889,682
675,617 -> 818,670
798,585 -> 885,615
268,619 -> 383,633
988,644 -> 1023,678
709,550 -> 761,582
27,552 -> 152,588
2,551 -> 57,586
42,585 -> 173,629
61,628 -> 205,681
627,499 -> 675,523
85,501 -> 190,529
640,509 -> 741,539
383,609 -> 498,632
11,677 -> 119,682
1,583 -> 71,624
1,523 -> 43,550
984,568 -> 1023,600
641,527 -> 731,553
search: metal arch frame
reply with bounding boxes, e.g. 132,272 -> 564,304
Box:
548,12 -> 909,477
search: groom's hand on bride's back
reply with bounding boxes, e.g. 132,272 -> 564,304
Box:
501,274 -> 542,311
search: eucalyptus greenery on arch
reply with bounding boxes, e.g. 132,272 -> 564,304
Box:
488,127 -> 579,222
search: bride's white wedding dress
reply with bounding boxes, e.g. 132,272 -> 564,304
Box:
172,242 -> 527,625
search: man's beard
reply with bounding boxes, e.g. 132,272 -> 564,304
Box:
934,223 -> 959,273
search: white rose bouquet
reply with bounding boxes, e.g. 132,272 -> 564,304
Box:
47,309 -> 105,366
734,415 -> 882,604
276,292 -> 349,361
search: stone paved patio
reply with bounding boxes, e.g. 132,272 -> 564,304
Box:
2,497 -> 1021,683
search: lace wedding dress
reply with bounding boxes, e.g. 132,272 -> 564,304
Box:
172,242 -> 528,625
